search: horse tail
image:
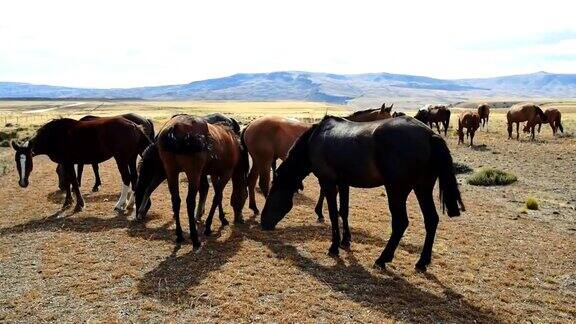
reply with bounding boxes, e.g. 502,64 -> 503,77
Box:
430,135 -> 464,217
160,126 -> 207,154
230,117 -> 241,136
557,113 -> 564,133
239,126 -> 250,178
535,106 -> 547,122
147,119 -> 156,140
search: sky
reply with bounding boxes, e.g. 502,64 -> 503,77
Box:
1,0 -> 575,88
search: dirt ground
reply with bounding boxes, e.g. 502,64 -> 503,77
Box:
0,106 -> 575,322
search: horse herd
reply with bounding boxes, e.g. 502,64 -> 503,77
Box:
8,101 -> 562,271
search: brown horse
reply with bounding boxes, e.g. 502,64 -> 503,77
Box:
243,103 -> 393,215
457,112 -> 480,146
477,103 -> 490,128
414,105 -> 451,136
56,113 -> 155,192
507,103 -> 547,140
157,115 -> 247,246
523,108 -> 564,135
11,117 -> 150,212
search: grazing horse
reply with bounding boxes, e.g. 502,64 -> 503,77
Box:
523,108 -> 564,135
134,113 -> 242,222
11,117 -> 150,212
414,105 -> 451,136
507,103 -> 547,140
477,103 -> 490,128
157,115 -> 247,246
56,113 -> 155,192
260,116 -> 464,272
243,103 -> 393,215
457,112 -> 481,146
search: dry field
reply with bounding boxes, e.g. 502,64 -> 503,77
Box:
0,101 -> 575,322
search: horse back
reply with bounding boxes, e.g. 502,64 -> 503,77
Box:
244,116 -> 310,159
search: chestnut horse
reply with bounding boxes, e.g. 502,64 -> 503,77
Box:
477,103 -> 490,128
414,105 -> 451,136
507,103 -> 547,140
12,117 -> 150,212
243,103 -> 394,215
157,115 -> 247,247
56,113 -> 155,192
261,116 -> 464,272
134,113 -> 242,222
523,108 -> 564,135
457,112 -> 480,146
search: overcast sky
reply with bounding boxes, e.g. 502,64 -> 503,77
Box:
1,0 -> 575,88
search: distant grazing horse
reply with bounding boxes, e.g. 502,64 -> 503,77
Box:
507,103 -> 547,140
523,108 -> 563,135
477,103 -> 490,128
12,117 -> 150,212
243,103 -> 394,216
260,116 -> 464,272
134,113 -> 242,222
457,112 -> 481,146
414,105 -> 451,136
157,115 -> 247,246
56,113 -> 155,192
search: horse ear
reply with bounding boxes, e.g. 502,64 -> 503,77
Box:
380,103 -> 387,113
11,140 -> 20,151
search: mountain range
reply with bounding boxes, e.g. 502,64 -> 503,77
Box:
1,71 -> 575,105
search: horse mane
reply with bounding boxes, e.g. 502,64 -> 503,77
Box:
274,124 -> 317,189
347,107 -> 380,118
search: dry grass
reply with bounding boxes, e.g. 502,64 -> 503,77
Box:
0,101 -> 575,322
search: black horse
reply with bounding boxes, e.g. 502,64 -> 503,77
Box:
260,116 -> 464,272
134,113 -> 241,221
56,113 -> 155,192
12,117 -> 150,212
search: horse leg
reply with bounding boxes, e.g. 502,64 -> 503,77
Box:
470,130 -> 475,147
65,163 -> 84,212
443,120 -> 448,136
375,188 -> 410,269
258,159 -> 273,197
435,122 -> 441,135
195,175 -> 209,221
184,174 -> 202,249
113,160 -> 131,212
531,125 -> 536,141
314,189 -> 325,222
62,170 -> 73,209
230,163 -> 247,224
56,164 -> 66,191
516,122 -> 520,140
76,164 -> 83,188
271,158 -> 277,181
339,184 -> 351,250
166,172 -> 184,243
247,158 -> 260,215
125,158 -> 138,210
204,176 -> 228,236
321,182 -> 340,256
507,122 -> 512,139
414,183 -> 439,272
92,163 -> 101,192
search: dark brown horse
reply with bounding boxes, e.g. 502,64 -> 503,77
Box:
414,105 -> 451,136
134,113 -> 242,222
523,108 -> 563,135
457,112 -> 480,146
477,103 -> 490,128
507,103 -> 547,140
12,117 -> 150,212
56,113 -> 155,192
260,116 -> 464,272
157,115 -> 247,247
243,103 -> 393,215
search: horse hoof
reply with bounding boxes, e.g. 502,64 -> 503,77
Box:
204,229 -> 212,236
373,260 -> 386,270
192,242 -> 203,252
317,217 -> 325,223
114,207 -> 124,213
251,209 -> 260,216
415,263 -> 428,272
340,241 -> 351,250
73,205 -> 84,213
92,187 -> 99,192
221,219 -> 229,226
327,247 -> 339,257
175,236 -> 184,244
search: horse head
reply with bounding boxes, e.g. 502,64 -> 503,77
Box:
11,140 -> 34,188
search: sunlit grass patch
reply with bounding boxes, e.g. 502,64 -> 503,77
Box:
467,168 -> 517,186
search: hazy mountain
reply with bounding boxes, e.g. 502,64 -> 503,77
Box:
1,71 -> 575,104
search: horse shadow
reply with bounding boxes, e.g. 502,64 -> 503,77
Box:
45,190 -> 119,205
471,144 -> 490,152
293,191 -> 317,207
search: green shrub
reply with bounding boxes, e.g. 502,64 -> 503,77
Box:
525,197 -> 539,210
453,162 -> 473,174
0,130 -> 18,141
467,168 -> 517,186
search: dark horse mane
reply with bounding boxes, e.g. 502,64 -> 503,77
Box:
347,107 -> 381,118
534,105 -> 547,121
274,123 -> 319,189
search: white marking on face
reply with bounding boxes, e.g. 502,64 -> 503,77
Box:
22,141 -> 29,148
19,154 -> 26,175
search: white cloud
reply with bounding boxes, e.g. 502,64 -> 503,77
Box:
1,0 -> 575,87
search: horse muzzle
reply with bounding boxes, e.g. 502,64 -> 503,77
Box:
19,179 -> 29,188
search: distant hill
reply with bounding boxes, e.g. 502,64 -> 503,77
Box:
1,71 -> 575,105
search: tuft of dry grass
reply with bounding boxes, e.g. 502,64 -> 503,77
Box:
525,197 -> 539,210
467,168 -> 517,186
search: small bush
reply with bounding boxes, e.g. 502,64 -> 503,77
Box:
453,162 -> 473,174
525,197 -> 539,210
467,168 -> 517,186
0,130 -> 18,141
